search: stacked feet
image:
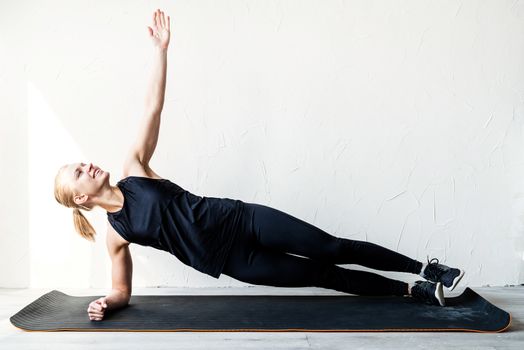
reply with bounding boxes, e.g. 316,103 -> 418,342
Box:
410,257 -> 465,306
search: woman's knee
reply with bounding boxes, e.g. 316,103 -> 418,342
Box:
226,248 -> 321,288
308,236 -> 347,263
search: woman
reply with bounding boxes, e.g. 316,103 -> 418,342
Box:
54,9 -> 464,322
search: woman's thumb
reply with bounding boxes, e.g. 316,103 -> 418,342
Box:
147,26 -> 153,36
97,297 -> 107,308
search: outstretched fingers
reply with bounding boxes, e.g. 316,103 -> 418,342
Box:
153,10 -> 158,30
153,9 -> 168,29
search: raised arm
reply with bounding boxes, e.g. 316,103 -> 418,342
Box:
127,9 -> 171,167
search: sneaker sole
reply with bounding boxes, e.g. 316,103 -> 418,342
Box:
447,270 -> 465,291
434,282 -> 445,306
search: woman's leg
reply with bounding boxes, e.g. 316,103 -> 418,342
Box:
245,203 -> 423,274
222,237 -> 409,296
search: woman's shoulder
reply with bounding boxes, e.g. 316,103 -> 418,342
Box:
122,158 -> 164,180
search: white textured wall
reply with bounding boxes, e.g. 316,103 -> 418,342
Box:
1,0 -> 524,290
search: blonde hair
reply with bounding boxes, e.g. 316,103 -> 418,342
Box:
54,165 -> 97,242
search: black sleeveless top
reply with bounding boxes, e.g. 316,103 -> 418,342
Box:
107,176 -> 245,279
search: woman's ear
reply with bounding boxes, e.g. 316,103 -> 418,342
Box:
74,193 -> 87,206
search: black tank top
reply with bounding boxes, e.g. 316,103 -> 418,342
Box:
107,176 -> 245,278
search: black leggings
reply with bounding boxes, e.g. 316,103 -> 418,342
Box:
222,203 -> 423,296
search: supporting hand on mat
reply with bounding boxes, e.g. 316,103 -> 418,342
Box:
87,296 -> 108,321
148,8 -> 171,50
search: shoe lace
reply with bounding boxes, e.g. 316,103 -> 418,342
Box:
423,255 -> 442,281
427,256 -> 439,265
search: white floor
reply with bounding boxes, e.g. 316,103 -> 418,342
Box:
0,285 -> 522,350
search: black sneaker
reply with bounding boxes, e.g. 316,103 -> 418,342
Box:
421,256 -> 465,291
411,280 -> 445,306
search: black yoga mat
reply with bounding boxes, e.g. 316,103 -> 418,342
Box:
10,287 -> 511,332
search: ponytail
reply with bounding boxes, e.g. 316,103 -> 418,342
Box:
72,208 -> 97,242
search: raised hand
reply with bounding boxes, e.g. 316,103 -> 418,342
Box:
147,9 -> 171,50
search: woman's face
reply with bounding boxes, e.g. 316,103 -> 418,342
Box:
65,162 -> 109,205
